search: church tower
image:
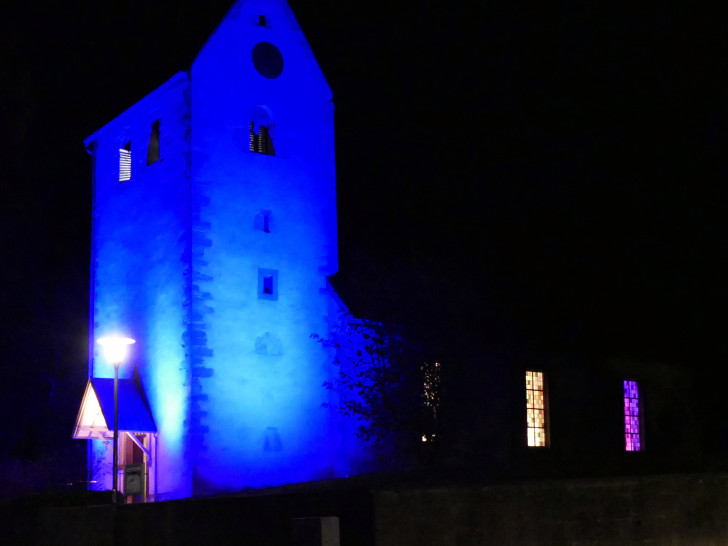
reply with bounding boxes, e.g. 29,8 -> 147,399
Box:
186,0 -> 338,493
78,0 -> 348,500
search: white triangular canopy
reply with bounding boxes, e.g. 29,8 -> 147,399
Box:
73,381 -> 112,440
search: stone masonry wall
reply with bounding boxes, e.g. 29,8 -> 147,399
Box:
14,473 -> 728,545
374,474 -> 728,545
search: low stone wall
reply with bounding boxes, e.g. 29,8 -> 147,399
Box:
6,473 -> 728,545
374,474 -> 728,545
31,487 -> 373,546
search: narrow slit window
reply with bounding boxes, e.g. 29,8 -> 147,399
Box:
119,141 -> 131,182
254,210 -> 272,233
258,15 -> 267,27
249,122 -> 275,155
146,120 -> 160,165
526,370 -> 547,447
421,361 -> 441,444
257,268 -> 278,300
624,380 -> 642,451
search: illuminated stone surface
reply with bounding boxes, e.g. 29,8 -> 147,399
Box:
83,0 -> 368,499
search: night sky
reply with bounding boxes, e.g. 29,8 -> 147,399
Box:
1,0 -> 726,481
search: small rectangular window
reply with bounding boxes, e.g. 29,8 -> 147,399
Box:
119,141 -> 131,182
624,380 -> 642,451
257,268 -> 278,301
526,370 -> 547,447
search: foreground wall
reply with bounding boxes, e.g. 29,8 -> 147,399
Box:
374,474 -> 728,545
20,473 -> 728,545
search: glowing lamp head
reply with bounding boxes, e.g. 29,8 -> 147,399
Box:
97,336 -> 135,366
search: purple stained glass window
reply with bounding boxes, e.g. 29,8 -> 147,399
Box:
624,380 -> 641,451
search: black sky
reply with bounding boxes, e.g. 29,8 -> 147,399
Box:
0,1 -> 726,467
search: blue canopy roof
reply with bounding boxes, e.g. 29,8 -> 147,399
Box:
91,377 -> 157,433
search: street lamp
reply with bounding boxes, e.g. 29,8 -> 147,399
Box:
97,335 -> 135,503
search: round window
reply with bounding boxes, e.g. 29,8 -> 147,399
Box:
252,42 -> 284,79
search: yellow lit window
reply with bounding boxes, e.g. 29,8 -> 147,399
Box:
526,370 -> 547,447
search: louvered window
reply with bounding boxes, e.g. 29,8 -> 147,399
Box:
249,122 -> 275,155
119,141 -> 131,182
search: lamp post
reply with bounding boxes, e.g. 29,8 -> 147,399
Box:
97,336 -> 135,503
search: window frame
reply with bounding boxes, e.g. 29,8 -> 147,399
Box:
249,121 -> 275,155
119,141 -> 132,182
623,379 -> 644,452
525,369 -> 549,448
257,268 -> 279,301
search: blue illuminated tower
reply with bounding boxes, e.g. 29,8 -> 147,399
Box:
77,0 -> 359,500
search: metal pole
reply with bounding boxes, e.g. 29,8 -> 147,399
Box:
113,363 -> 119,503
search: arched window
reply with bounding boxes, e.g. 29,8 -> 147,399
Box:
249,106 -> 275,156
249,123 -> 275,155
